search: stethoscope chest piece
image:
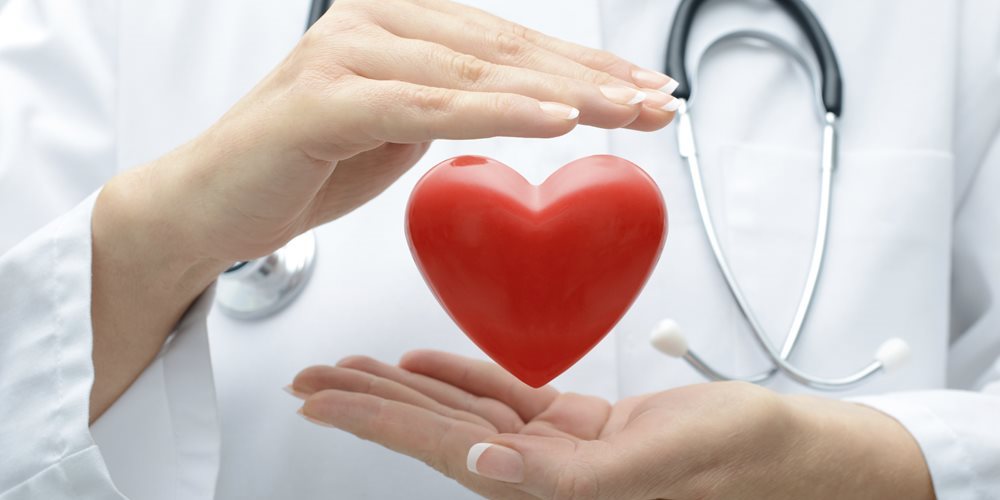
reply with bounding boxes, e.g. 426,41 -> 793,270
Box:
216,230 -> 317,320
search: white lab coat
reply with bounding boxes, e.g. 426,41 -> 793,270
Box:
1,0 -> 999,498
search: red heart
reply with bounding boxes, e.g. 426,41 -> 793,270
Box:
406,155 -> 667,387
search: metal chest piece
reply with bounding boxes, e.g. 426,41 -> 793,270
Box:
215,230 -> 317,320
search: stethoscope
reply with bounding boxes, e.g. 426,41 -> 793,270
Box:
648,0 -> 910,390
214,1 -> 330,320
218,0 -> 910,390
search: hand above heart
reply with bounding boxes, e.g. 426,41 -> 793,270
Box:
289,350 -> 934,500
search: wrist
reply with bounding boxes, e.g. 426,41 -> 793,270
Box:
783,395 -> 935,500
89,166 -> 229,422
94,165 -> 231,293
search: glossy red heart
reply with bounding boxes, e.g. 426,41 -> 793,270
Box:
406,155 -> 667,387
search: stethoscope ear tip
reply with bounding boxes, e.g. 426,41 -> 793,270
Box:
875,337 -> 911,373
650,319 -> 689,358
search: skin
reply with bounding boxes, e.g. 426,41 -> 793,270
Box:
89,0 -> 679,422
291,351 -> 936,500
86,0 -> 935,495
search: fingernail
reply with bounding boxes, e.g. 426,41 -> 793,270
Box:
632,68 -> 678,94
283,385 -> 307,400
539,101 -> 580,120
467,443 -> 524,483
297,407 -> 335,428
642,89 -> 672,108
662,95 -> 680,112
599,85 -> 647,106
639,90 -> 680,112
661,78 -> 679,94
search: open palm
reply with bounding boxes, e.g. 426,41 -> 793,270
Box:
291,350 -> 793,500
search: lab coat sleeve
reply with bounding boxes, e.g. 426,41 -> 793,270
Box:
0,195 -> 125,499
0,192 -> 220,500
853,166 -> 1000,497
851,2 -> 1000,498
0,1 -> 220,499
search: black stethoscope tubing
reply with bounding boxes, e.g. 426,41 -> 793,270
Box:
308,0 -> 333,30
665,0 -> 842,117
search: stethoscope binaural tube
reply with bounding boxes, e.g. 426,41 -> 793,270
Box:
665,0 -> 842,116
653,2 -> 910,390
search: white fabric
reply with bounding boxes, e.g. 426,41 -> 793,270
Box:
89,287 -> 220,500
1,0 -> 999,499
852,3 -> 1000,498
0,195 -> 123,499
0,1 -> 221,498
0,0 -> 122,496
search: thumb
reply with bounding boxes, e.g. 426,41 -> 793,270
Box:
465,434 -> 657,500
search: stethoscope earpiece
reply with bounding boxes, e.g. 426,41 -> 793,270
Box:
874,338 -> 911,374
649,319 -> 689,358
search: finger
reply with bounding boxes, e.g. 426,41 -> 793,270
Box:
342,31 -> 647,129
598,396 -> 646,439
359,3 -> 674,130
336,355 -> 526,433
317,76 -> 579,152
292,365 -> 498,431
360,2 -> 676,131
631,102 -> 678,131
523,393 -> 611,441
402,0 -> 678,90
301,390 -> 536,499
368,1 -> 625,87
467,434 -> 662,500
400,350 -> 559,422
307,142 -> 430,225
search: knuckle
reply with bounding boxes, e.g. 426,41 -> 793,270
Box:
336,355 -> 378,371
402,85 -> 453,113
553,462 -> 601,500
294,22 -> 372,82
580,49 -> 629,77
491,29 -> 529,61
484,93 -> 523,121
589,70 -> 621,85
358,371 -> 380,394
421,421 -> 458,479
366,398 -> 393,436
294,62 -> 353,92
507,22 -> 530,41
449,52 -> 490,85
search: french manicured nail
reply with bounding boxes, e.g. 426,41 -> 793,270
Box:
632,68 -> 678,94
283,385 -> 307,400
642,89 -> 669,107
467,443 -> 524,483
600,85 -> 647,106
640,90 -> 680,112
296,408 -> 335,428
539,101 -> 580,120
662,95 -> 680,112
